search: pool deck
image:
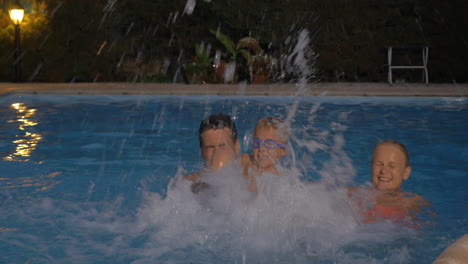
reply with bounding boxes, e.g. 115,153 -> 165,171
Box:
0,82 -> 467,97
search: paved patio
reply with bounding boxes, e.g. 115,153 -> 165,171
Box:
0,82 -> 467,97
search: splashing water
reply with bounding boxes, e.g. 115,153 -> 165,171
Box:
281,28 -> 319,93
184,0 -> 212,16
183,0 -> 196,16
130,95 -> 414,263
135,156 -> 413,263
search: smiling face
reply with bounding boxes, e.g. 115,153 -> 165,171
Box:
200,127 -> 240,171
371,143 -> 411,191
253,126 -> 286,173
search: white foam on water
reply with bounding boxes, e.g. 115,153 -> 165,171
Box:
133,157 -> 415,263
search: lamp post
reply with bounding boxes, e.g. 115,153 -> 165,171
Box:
9,1 -> 25,82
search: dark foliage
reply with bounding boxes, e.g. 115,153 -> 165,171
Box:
0,0 -> 466,82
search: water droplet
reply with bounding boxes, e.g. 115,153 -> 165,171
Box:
184,0 -> 196,15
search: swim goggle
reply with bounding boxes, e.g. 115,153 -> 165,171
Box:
253,138 -> 286,150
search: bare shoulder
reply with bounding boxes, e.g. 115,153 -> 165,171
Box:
241,153 -> 254,178
402,192 -> 431,211
347,186 -> 374,199
183,172 -> 200,182
240,153 -> 254,168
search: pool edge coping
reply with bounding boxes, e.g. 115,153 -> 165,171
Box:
1,82 -> 467,97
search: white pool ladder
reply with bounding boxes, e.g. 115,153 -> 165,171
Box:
387,46 -> 429,85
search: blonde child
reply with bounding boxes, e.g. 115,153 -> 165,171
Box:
349,140 -> 431,226
241,117 -> 288,192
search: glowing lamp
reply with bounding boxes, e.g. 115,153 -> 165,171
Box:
9,1 -> 25,82
9,2 -> 25,25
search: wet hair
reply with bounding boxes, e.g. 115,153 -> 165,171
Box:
374,140 -> 410,166
198,114 -> 238,147
255,116 -> 288,140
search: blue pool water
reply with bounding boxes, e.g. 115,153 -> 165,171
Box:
0,94 -> 467,263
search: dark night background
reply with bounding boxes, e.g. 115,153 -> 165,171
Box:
0,0 -> 467,83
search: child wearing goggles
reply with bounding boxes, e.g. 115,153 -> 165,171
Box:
241,116 -> 288,192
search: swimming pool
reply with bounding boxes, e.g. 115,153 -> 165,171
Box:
0,94 -> 467,263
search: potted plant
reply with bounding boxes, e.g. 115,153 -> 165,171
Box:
210,30 -> 261,83
184,43 -> 214,84
251,53 -> 274,84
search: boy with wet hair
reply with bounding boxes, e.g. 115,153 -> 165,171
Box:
185,114 -> 240,193
349,140 -> 431,226
198,114 -> 238,149
241,116 -> 288,192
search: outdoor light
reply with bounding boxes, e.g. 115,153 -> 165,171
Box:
9,1 -> 25,82
9,2 -> 24,25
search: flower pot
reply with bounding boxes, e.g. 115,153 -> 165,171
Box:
252,74 -> 269,84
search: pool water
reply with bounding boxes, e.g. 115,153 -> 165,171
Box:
0,95 -> 467,263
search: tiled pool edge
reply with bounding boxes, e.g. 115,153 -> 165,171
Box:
1,82 -> 467,97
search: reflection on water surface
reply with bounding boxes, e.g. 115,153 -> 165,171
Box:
4,103 -> 42,162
